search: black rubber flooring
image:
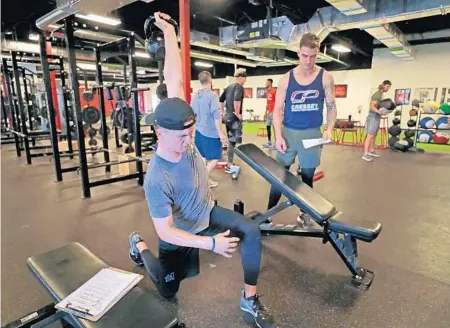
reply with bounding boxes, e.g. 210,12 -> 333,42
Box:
2,137 -> 450,328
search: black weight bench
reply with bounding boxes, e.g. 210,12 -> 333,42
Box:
4,243 -> 179,328
234,143 -> 382,289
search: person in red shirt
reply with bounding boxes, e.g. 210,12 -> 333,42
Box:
263,78 -> 277,149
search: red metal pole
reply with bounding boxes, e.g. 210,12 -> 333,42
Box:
50,71 -> 62,131
179,0 -> 191,103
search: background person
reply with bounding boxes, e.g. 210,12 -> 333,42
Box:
219,68 -> 247,174
262,78 -> 276,149
268,33 -> 337,227
362,80 -> 392,162
191,71 -> 228,188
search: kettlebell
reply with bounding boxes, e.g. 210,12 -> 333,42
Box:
144,15 -> 179,62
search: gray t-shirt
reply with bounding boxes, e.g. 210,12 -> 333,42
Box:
144,146 -> 214,248
191,89 -> 221,138
369,90 -> 383,118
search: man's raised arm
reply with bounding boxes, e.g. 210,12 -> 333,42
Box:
154,12 -> 184,100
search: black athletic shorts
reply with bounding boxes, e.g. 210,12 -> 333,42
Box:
156,205 -> 248,298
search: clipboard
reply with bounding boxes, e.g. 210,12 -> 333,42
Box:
55,267 -> 143,322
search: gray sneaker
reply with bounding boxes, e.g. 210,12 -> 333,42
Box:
240,290 -> 278,328
129,232 -> 144,266
361,154 -> 373,162
297,212 -> 313,228
368,151 -> 380,158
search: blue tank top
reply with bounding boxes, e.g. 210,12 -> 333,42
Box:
283,68 -> 325,130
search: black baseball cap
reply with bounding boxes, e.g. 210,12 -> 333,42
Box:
145,97 -> 196,130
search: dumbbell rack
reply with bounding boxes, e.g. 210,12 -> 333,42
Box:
413,111 -> 450,149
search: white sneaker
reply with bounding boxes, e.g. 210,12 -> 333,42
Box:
262,142 -> 272,148
361,154 -> 373,162
368,151 -> 380,158
297,213 -> 313,228
209,179 -> 219,188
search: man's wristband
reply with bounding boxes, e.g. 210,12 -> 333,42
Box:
211,237 -> 216,251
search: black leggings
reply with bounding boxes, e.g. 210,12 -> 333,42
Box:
140,205 -> 262,298
267,166 -> 316,210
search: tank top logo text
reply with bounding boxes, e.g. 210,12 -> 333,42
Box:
290,90 -> 320,112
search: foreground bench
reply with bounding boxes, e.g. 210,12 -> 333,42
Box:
235,143 -> 382,290
5,242 -> 180,328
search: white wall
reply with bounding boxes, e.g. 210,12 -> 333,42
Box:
142,42 -> 449,126
371,43 -> 450,128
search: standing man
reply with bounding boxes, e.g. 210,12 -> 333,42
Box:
191,71 -> 228,188
362,80 -> 392,162
219,68 -> 247,174
128,12 -> 277,328
262,78 -> 276,149
267,33 -> 337,227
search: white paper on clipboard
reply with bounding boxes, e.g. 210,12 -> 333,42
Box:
302,138 -> 331,149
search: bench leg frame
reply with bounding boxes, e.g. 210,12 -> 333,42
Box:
235,201 -> 375,290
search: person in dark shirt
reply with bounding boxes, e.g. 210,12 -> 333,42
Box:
219,68 -> 247,173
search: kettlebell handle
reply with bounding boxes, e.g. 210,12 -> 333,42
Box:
144,15 -> 179,39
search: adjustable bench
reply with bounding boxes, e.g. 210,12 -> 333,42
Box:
234,144 -> 382,289
5,243 -> 180,328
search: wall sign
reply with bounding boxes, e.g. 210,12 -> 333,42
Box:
394,88 -> 411,105
335,84 -> 348,98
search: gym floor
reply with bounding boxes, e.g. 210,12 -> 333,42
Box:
1,134 -> 450,328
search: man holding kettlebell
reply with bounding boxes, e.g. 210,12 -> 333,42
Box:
128,12 -> 278,328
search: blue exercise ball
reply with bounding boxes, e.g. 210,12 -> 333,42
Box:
436,117 -> 449,129
417,130 -> 434,143
419,117 -> 436,129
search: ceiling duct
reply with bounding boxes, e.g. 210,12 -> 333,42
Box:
363,23 -> 414,60
220,0 -> 450,57
36,0 -> 152,32
325,0 -> 368,16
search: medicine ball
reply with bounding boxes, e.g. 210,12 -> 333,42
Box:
392,118 -> 401,126
394,140 -> 409,152
403,137 -> 414,148
433,132 -> 450,144
409,109 -> 418,117
439,103 -> 450,115
388,136 -> 399,148
419,117 -> 435,129
423,101 -> 439,114
417,131 -> 433,143
388,125 -> 402,137
377,98 -> 396,112
411,99 -> 420,108
404,129 -> 415,138
407,119 -> 417,128
436,117 -> 449,129
144,15 -> 179,62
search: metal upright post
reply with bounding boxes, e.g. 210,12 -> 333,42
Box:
39,32 -> 63,181
11,51 -> 32,164
128,34 -> 143,186
22,68 -> 34,131
59,60 -> 73,158
65,16 -> 91,198
94,47 -> 111,173
1,90 -> 8,128
2,58 -> 21,156
9,71 -> 24,150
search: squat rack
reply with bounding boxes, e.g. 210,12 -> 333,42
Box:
62,16 -> 144,198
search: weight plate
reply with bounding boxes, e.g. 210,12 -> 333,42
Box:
87,128 -> 98,138
82,90 -> 94,102
82,106 -> 101,124
99,125 -> 111,136
88,138 -> 98,146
